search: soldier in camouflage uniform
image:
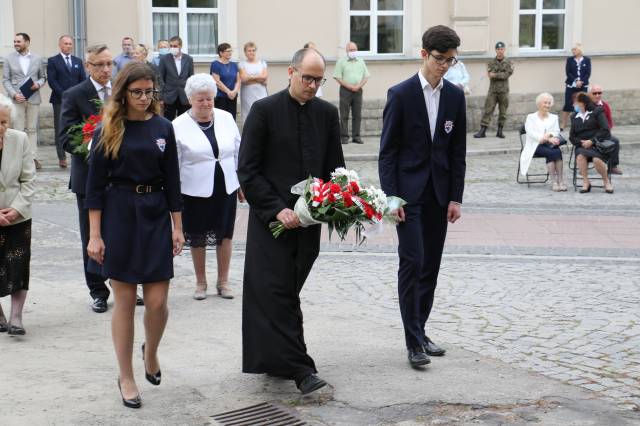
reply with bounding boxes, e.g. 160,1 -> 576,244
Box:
474,41 -> 513,138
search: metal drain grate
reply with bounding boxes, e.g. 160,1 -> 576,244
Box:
211,401 -> 306,426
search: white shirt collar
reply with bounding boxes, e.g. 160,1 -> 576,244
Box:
90,76 -> 112,92
417,71 -> 443,92
61,52 -> 71,58
576,110 -> 591,120
19,50 -> 31,57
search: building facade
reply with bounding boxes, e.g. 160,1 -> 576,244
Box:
1,0 -> 639,132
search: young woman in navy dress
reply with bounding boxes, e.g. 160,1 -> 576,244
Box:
85,62 -> 184,408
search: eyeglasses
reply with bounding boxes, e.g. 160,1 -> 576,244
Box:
428,53 -> 458,66
127,89 -> 159,99
223,49 -> 233,53
292,67 -> 326,87
591,92 -> 603,95
88,61 -> 114,69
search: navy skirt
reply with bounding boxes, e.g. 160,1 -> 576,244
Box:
183,163 -> 237,248
88,187 -> 174,284
534,144 -> 563,163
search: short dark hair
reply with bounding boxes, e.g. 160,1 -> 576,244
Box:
15,32 -> 30,43
217,42 -> 231,55
290,48 -> 326,68
575,92 -> 596,111
169,36 -> 182,46
422,25 -> 460,52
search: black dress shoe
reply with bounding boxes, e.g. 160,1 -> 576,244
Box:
142,343 -> 161,385
8,324 -> 26,335
352,138 -> 364,144
423,337 -> 446,356
408,347 -> 431,366
136,295 -> 145,306
91,298 -> 108,313
117,378 -> 141,409
296,374 -> 327,395
0,322 -> 8,332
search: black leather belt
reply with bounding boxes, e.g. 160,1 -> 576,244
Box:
109,183 -> 164,194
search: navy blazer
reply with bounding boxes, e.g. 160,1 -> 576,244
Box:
565,56 -> 591,87
60,78 -> 101,194
379,74 -> 466,207
47,53 -> 86,104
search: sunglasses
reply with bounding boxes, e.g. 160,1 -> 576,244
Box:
591,91 -> 603,95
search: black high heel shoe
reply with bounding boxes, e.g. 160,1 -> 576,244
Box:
579,183 -> 591,193
117,378 -> 141,409
142,343 -> 161,385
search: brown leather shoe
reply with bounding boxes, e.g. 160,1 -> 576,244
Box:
611,167 -> 623,175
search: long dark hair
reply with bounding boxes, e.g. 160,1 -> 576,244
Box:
98,62 -> 160,159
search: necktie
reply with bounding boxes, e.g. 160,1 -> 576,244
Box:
65,56 -> 72,71
102,86 -> 110,101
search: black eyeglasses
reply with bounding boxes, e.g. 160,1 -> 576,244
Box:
127,89 -> 159,99
292,67 -> 326,87
88,61 -> 114,69
591,92 -> 602,95
428,53 -> 458,66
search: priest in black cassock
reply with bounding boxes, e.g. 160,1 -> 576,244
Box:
237,48 -> 344,395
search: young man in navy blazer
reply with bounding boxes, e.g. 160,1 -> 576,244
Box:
379,25 -> 466,367
48,35 -> 86,168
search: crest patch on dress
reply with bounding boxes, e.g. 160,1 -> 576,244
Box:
444,120 -> 454,134
156,139 -> 166,152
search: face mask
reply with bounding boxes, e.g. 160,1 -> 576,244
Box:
573,105 -> 581,113
158,48 -> 169,55
347,51 -> 357,59
169,47 -> 180,57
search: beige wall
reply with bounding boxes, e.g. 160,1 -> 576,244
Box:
12,0 -> 69,57
4,0 -> 640,103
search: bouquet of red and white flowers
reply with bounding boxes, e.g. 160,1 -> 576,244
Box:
269,167 -> 405,244
65,99 -> 103,161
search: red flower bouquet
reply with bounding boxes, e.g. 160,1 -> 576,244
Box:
65,100 -> 103,161
269,168 -> 406,244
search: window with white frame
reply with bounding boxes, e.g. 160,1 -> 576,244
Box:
350,0 -> 404,54
518,0 -> 566,50
151,0 -> 218,56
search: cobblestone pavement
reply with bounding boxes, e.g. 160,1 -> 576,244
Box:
305,252 -> 640,412
12,142 -> 640,423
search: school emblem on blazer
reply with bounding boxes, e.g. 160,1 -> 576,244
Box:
155,138 -> 166,152
444,120 -> 454,134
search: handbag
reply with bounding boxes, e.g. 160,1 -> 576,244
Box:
595,138 -> 616,155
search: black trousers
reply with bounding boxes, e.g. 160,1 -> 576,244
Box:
76,194 -> 109,300
242,210 -> 319,382
215,97 -> 238,121
396,179 -> 448,349
339,86 -> 363,141
163,100 -> 190,121
52,103 -> 66,161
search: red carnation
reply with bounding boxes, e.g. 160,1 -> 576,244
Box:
349,181 -> 360,194
330,183 -> 341,194
327,193 -> 336,203
342,192 -> 353,207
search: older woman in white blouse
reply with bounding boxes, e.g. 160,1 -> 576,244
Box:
520,92 -> 566,191
173,74 -> 244,300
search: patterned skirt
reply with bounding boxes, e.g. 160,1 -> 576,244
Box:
0,219 -> 31,297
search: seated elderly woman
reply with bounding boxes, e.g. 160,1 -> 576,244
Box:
570,92 -> 613,193
173,74 -> 244,300
520,92 -> 566,191
0,94 -> 36,336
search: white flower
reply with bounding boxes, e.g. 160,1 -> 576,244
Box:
331,167 -> 360,183
364,186 -> 388,213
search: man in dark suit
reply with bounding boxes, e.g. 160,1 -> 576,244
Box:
48,35 -> 86,169
159,36 -> 194,120
379,25 -> 466,367
59,44 -> 112,313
